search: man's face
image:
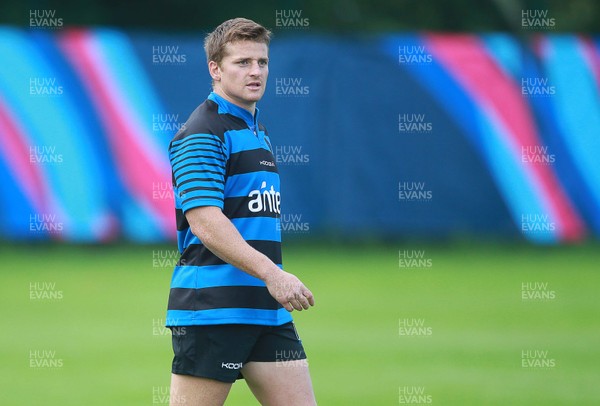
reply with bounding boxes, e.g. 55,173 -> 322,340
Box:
210,40 -> 269,113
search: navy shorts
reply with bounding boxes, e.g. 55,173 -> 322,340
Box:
170,322 -> 307,383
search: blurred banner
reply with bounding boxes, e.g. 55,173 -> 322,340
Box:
1,27 -> 599,243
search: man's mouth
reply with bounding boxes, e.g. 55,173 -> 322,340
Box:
246,82 -> 261,89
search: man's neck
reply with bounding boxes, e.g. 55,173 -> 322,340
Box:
213,88 -> 256,115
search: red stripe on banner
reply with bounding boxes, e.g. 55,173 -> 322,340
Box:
425,34 -> 584,241
59,29 -> 174,239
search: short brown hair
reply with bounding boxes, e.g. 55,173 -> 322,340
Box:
204,18 -> 272,65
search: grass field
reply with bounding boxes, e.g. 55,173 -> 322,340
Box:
1,242 -> 599,405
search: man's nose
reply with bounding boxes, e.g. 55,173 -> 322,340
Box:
249,61 -> 262,76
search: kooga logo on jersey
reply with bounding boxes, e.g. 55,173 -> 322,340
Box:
248,181 -> 281,214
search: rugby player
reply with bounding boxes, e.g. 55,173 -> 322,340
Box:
166,17 -> 317,405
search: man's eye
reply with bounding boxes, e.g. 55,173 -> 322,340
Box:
259,60 -> 268,66
239,60 -> 249,65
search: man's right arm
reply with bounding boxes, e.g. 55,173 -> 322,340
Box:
185,206 -> 315,312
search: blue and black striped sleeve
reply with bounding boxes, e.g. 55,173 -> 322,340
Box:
169,133 -> 228,212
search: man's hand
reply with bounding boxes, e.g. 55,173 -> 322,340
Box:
264,270 -> 315,312
186,207 -> 315,312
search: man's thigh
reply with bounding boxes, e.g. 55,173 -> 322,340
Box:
170,373 -> 232,406
241,322 -> 316,405
242,360 -> 316,406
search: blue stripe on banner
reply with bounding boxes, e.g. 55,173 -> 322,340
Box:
517,47 -> 596,236
381,34 -> 555,243
381,35 -> 485,152
0,29 -> 82,238
94,28 -> 171,159
46,31 -> 129,241
166,308 -> 293,326
477,105 -> 556,243
481,34 -> 524,80
127,32 -> 209,137
0,29 -> 61,240
33,30 -> 115,241
93,29 -> 169,241
170,264 -> 270,289
545,36 -> 600,234
0,135 -> 37,240
466,38 -> 556,242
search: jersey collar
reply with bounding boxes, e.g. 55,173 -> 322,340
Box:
208,92 -> 259,131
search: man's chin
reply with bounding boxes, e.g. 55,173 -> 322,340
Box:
245,90 -> 264,100
225,90 -> 264,109
241,95 -> 263,105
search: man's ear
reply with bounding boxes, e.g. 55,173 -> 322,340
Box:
208,61 -> 221,82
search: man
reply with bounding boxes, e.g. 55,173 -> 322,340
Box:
166,18 -> 317,405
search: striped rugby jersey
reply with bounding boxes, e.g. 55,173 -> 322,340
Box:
166,92 -> 292,326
